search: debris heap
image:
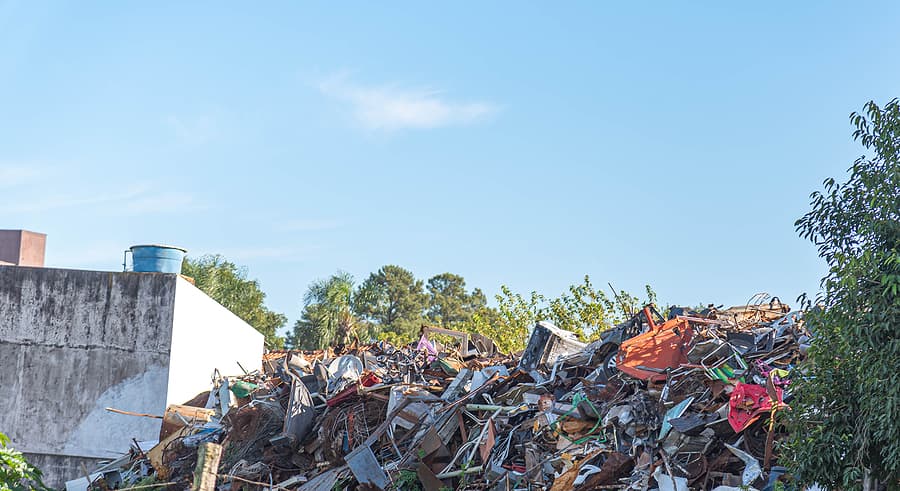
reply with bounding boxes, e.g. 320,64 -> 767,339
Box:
76,296 -> 810,491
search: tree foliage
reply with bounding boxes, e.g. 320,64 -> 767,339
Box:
786,99 -> 900,489
296,265 -> 658,355
290,272 -> 356,350
0,432 -> 49,491
464,285 -> 539,353
426,273 -> 487,328
354,265 -> 428,340
181,254 -> 287,349
461,278 -> 659,353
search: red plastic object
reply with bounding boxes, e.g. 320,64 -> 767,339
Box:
360,371 -> 382,387
728,382 -> 786,432
326,385 -> 359,407
326,372 -> 382,407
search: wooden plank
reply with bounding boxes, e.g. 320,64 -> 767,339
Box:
191,442 -> 222,491
147,426 -> 190,480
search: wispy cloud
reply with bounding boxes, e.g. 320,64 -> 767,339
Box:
0,187 -> 148,214
0,185 -> 207,216
0,164 -> 47,188
317,74 -> 498,131
277,218 -> 342,232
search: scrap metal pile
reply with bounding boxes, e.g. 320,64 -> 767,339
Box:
78,295 -> 810,491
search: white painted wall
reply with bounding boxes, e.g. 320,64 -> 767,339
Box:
63,366 -> 169,458
167,276 -> 264,405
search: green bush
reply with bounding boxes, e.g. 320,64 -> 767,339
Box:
0,432 -> 50,491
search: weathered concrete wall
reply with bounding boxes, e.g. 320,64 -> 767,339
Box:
0,266 -> 175,464
0,266 -> 265,488
167,276 -> 264,405
23,453 -> 106,489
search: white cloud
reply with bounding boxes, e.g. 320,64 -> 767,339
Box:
317,75 -> 498,131
0,187 -> 148,214
0,164 -> 46,188
0,186 -> 207,216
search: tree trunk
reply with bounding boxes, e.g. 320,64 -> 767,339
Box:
862,467 -> 876,491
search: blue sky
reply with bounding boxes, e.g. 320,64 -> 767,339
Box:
2,2 -> 899,331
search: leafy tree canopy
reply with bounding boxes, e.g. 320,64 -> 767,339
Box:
354,265 -> 428,339
787,99 -> 900,489
426,272 -> 487,328
289,272 -> 356,350
181,254 -> 287,349
464,278 -> 659,353
297,266 -> 658,355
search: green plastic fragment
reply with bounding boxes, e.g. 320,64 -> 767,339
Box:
230,380 -> 258,398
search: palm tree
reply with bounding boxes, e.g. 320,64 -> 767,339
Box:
296,272 -> 356,349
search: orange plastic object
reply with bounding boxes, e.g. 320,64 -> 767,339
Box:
616,317 -> 693,382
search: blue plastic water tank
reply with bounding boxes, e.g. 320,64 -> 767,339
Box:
130,244 -> 187,273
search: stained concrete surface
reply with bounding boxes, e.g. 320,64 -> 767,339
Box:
0,266 -> 176,488
23,453 -> 107,488
0,265 -> 264,488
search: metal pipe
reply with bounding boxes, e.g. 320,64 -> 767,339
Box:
436,466 -> 484,479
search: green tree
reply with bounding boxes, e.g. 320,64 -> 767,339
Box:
787,99 -> 900,490
462,285 -> 539,353
354,265 -> 427,339
541,275 -> 617,339
495,286 -> 543,348
182,254 -> 287,349
0,432 -> 50,491
464,279 -> 659,353
291,272 -> 357,350
607,285 -> 660,322
426,273 -> 487,327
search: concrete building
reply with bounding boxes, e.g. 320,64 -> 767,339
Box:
0,229 -> 46,266
0,265 -> 265,488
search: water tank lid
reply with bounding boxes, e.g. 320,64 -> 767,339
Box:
129,244 -> 188,252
